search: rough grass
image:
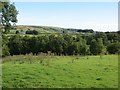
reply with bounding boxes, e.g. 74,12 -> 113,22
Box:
2,55 -> 118,88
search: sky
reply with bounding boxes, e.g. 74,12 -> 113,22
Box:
12,1 -> 118,32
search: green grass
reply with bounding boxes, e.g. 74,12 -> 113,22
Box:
2,55 -> 118,88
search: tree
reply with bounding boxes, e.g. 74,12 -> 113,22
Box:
76,38 -> 90,55
2,34 -> 10,57
97,38 -> 104,54
94,32 -> 108,46
48,35 -> 64,55
15,30 -> 19,34
2,44 -> 10,57
8,35 -> 22,55
90,38 -> 104,55
32,30 -> 38,35
1,1 -> 18,33
107,42 -> 120,54
26,29 -> 33,34
67,42 -> 77,55
21,36 -> 31,54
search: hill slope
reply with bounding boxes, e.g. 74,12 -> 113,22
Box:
10,25 -> 94,34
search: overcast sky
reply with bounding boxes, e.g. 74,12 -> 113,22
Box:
12,2 -> 118,32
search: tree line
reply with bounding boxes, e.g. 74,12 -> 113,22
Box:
2,32 -> 120,57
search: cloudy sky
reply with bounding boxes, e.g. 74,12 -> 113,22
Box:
12,1 -> 118,32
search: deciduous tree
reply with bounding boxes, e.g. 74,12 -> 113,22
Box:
1,1 -> 18,33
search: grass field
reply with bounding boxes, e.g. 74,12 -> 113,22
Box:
2,55 -> 118,88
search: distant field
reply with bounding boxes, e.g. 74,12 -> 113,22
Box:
9,25 -> 94,34
2,55 -> 118,88
9,25 -> 65,34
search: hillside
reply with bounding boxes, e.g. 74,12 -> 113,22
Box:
10,25 -> 94,34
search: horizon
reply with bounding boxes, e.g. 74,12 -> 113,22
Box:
13,2 -> 118,32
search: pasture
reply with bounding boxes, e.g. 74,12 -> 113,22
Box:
2,55 -> 118,88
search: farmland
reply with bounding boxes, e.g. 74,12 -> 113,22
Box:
2,55 -> 118,88
1,26 -> 120,88
1,1 -> 120,89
